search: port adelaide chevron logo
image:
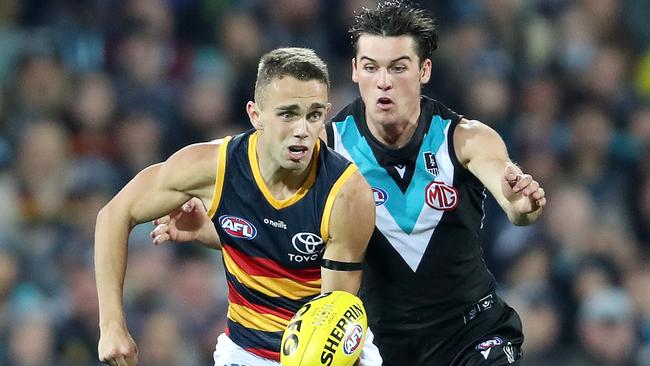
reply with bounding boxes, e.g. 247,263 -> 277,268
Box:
423,151 -> 439,175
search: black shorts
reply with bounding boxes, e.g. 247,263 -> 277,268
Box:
450,305 -> 524,366
374,295 -> 523,366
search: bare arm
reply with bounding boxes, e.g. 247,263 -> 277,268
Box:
320,169 -> 375,294
455,119 -> 546,226
95,142 -> 219,365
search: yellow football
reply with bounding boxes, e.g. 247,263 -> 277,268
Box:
280,291 -> 367,366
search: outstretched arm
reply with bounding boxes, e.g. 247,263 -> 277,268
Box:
455,118 -> 546,226
320,168 -> 375,294
95,142 -> 219,366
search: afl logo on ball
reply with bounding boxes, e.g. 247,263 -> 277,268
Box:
425,181 -> 458,210
343,324 -> 364,355
291,232 -> 324,254
218,215 -> 257,240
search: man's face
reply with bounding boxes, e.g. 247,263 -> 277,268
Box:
248,76 -> 329,172
352,35 -> 431,126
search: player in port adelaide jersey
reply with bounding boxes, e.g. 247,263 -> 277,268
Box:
323,1 -> 546,365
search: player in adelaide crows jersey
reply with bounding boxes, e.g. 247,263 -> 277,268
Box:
94,48 -> 382,366
322,2 -> 546,365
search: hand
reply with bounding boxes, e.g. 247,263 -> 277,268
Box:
150,197 -> 216,245
501,164 -> 546,215
98,324 -> 138,366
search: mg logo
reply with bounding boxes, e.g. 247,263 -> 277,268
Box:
372,187 -> 388,206
218,215 -> 257,240
343,324 -> 364,355
425,181 -> 458,210
291,232 -> 324,254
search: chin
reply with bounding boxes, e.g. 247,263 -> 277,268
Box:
283,160 -> 309,172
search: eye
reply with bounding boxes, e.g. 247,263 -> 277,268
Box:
363,64 -> 377,72
392,64 -> 407,73
279,111 -> 296,120
307,111 -> 322,122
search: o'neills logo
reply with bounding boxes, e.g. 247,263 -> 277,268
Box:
219,215 -> 257,240
425,181 -> 458,210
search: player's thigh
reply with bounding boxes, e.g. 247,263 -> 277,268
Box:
452,335 -> 522,366
212,333 -> 280,366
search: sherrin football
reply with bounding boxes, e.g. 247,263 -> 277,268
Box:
281,291 -> 367,366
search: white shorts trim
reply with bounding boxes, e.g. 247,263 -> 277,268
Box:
213,333 -> 279,366
212,329 -> 383,366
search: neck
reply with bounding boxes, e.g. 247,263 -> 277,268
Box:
255,140 -> 312,200
366,103 -> 420,149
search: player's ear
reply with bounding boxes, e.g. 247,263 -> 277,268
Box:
420,58 -> 432,85
351,57 -> 359,83
246,101 -> 263,131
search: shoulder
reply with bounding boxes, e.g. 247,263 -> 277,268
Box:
455,118 -> 494,139
158,140 -> 224,193
333,168 -> 374,213
454,118 -> 507,166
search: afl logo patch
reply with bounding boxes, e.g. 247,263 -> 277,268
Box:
372,187 -> 388,206
475,336 -> 504,351
291,232 -> 324,254
425,181 -> 458,210
343,324 -> 364,355
219,215 -> 257,240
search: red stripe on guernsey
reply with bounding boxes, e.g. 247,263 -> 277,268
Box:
223,243 -> 321,282
246,347 -> 280,361
227,281 -> 295,319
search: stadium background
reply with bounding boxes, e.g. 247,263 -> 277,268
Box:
0,0 -> 649,365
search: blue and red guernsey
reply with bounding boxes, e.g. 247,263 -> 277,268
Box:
206,129 -> 356,361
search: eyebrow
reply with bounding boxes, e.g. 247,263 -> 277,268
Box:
275,102 -> 327,112
359,55 -> 412,63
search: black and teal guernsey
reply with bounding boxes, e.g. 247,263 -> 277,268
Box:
206,129 -> 357,361
327,96 -> 498,360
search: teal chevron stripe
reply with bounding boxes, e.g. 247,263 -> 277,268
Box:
335,115 -> 451,234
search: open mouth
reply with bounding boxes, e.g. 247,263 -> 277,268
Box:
288,145 -> 309,161
377,97 -> 394,110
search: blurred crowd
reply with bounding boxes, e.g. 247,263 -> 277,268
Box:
0,0 -> 649,365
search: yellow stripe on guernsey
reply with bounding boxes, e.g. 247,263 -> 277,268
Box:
320,164 -> 358,242
248,132 -> 319,209
222,247 -> 321,300
207,136 -> 232,218
227,303 -> 287,332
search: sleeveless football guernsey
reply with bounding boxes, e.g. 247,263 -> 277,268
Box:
327,97 -> 495,332
206,129 -> 356,361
